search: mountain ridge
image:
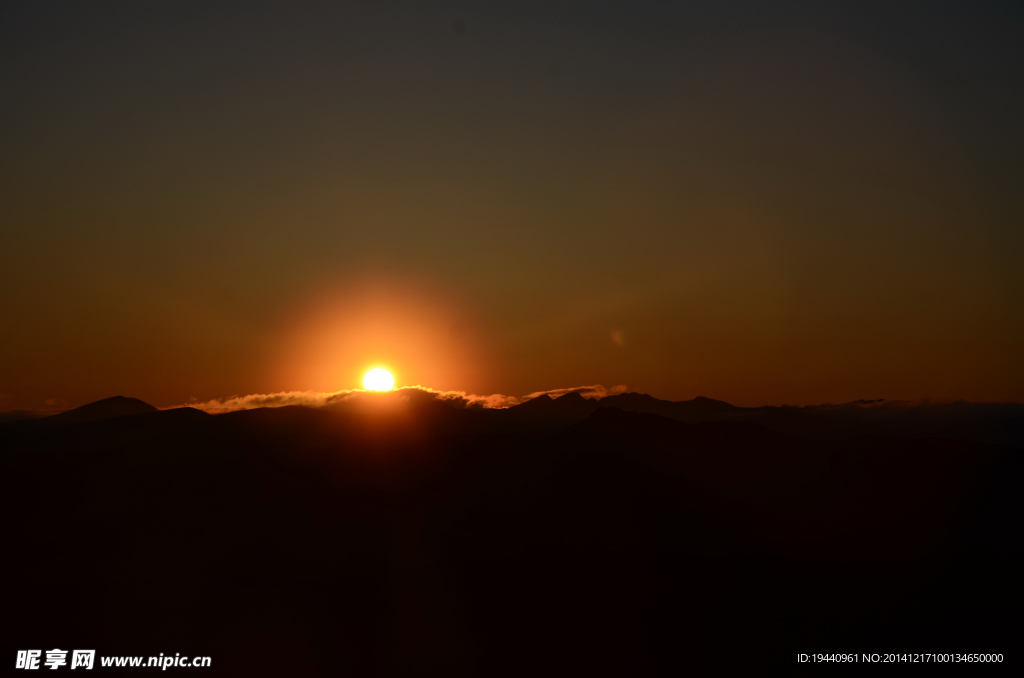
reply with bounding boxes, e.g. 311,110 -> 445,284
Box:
6,389 -> 1022,448
26,395 -> 157,427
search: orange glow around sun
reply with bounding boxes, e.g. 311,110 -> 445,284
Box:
270,278 -> 493,395
363,368 -> 394,391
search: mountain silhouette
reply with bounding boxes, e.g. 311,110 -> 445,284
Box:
501,390 -> 1024,447
29,395 -> 157,427
1,392 -> 1019,675
508,391 -> 600,419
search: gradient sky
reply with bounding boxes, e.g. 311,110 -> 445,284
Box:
2,0 -> 1022,410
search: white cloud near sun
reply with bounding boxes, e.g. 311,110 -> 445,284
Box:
167,383 -> 627,414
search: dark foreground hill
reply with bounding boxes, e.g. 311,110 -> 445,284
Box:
1,392 -> 1019,675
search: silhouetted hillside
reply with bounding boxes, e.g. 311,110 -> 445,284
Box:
507,391 -> 600,422
17,395 -> 158,428
601,392 -> 740,421
1,393 -> 1019,675
506,391 -> 1024,448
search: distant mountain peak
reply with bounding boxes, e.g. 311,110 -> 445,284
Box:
508,391 -> 601,418
40,396 -> 158,426
517,394 -> 554,408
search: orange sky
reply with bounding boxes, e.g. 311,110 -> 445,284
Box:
1,3 -> 1021,411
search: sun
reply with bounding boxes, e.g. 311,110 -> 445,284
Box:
363,368 -> 395,392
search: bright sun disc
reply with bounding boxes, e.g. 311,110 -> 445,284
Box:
363,368 -> 394,392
